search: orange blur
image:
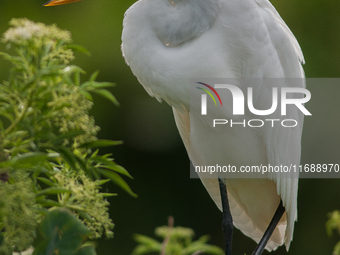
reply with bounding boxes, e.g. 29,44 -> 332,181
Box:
44,0 -> 83,6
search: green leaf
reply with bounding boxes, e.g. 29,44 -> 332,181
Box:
74,155 -> 89,174
37,177 -> 57,187
81,81 -> 115,90
62,65 -> 86,75
62,72 -> 74,85
75,245 -> 97,255
0,52 -> 14,61
101,164 -> 133,179
99,169 -> 137,198
55,147 -> 78,170
90,149 -> 99,158
33,228 -> 58,255
37,208 -> 92,255
39,65 -> 68,76
0,110 -> 15,124
102,193 -> 118,197
77,211 -> 95,223
133,234 -> 161,246
36,199 -> 61,207
90,155 -> 133,178
89,165 -> 101,180
36,187 -> 72,197
81,90 -> 93,101
3,130 -> 28,141
67,44 -> 91,56
53,130 -> 86,146
92,89 -> 119,106
79,139 -> 123,148
66,205 -> 87,211
89,70 -> 99,81
96,179 -> 111,186
132,237 -> 162,255
11,152 -> 49,167
41,208 -> 91,237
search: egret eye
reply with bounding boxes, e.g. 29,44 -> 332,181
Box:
44,0 -> 83,6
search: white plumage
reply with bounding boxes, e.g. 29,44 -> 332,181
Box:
122,0 -> 304,251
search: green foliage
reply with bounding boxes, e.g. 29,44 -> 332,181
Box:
0,172 -> 37,254
34,208 -> 95,255
53,170 -> 115,239
0,18 -> 135,254
132,217 -> 224,255
326,210 -> 340,255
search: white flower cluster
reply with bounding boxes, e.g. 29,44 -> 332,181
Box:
2,18 -> 71,46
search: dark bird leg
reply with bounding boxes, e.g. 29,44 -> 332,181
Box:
251,200 -> 285,255
218,178 -> 233,255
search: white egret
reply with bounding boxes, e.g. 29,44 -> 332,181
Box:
45,0 -> 305,254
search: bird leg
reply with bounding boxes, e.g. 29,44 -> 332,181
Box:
251,200 -> 285,255
218,178 -> 233,255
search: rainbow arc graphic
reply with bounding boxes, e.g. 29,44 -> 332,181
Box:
196,82 -> 222,115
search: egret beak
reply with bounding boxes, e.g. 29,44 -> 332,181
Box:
44,0 -> 83,6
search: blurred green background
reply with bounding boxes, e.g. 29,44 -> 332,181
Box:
0,0 -> 340,254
